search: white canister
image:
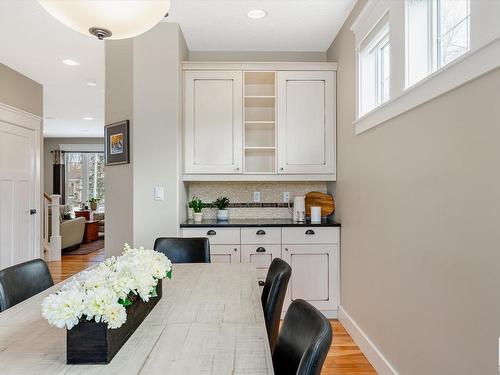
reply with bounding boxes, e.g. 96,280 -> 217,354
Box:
310,206 -> 322,223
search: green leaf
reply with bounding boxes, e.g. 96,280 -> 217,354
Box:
118,297 -> 132,307
150,286 -> 158,298
166,269 -> 172,279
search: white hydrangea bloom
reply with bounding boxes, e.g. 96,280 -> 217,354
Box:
41,243 -> 171,330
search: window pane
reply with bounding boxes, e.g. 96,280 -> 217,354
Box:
360,49 -> 376,115
439,0 -> 469,66
65,153 -> 83,211
87,153 -> 105,210
407,0 -> 431,86
439,0 -> 469,36
439,18 -> 469,66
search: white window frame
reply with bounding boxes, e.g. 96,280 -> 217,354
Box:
359,24 -> 390,116
352,0 -> 500,135
405,0 -> 471,88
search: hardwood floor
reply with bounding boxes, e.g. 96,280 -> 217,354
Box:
47,250 -> 377,375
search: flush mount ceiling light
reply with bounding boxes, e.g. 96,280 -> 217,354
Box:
38,0 -> 171,40
82,117 -> 94,121
247,9 -> 267,19
87,81 -> 97,87
62,59 -> 80,66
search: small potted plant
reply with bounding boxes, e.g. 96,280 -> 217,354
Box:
188,196 -> 205,222
89,197 -> 100,211
213,196 -> 230,221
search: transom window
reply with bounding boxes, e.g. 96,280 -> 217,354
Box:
406,0 -> 470,87
359,21 -> 390,116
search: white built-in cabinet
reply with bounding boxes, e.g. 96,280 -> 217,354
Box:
183,62 -> 337,181
184,71 -> 242,174
181,225 -> 340,317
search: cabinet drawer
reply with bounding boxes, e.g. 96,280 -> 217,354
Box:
211,245 -> 240,263
241,245 -> 281,268
241,227 -> 281,244
282,227 -> 339,244
182,228 -> 240,244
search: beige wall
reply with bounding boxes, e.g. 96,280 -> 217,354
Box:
105,23 -> 187,255
327,1 -> 500,374
188,50 -> 326,62
0,63 -> 43,117
43,137 -> 104,194
132,22 -> 187,248
105,39 -> 134,256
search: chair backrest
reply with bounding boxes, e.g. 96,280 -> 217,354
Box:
153,237 -> 210,263
273,299 -> 333,375
261,258 -> 291,354
0,259 -> 54,312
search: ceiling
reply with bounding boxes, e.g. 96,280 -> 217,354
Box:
0,1 -> 104,138
0,0 -> 354,138
168,0 -> 356,51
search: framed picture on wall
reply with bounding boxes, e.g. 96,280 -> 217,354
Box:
105,120 -> 130,166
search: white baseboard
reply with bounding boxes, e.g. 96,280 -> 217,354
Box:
338,306 -> 399,375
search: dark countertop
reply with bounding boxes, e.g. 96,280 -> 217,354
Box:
180,218 -> 341,228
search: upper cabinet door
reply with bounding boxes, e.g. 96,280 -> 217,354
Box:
277,71 -> 336,174
184,71 -> 243,174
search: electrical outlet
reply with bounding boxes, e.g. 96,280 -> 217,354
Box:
253,191 -> 261,203
283,192 -> 290,203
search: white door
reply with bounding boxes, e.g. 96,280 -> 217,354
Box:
277,71 -> 336,174
184,71 -> 243,174
281,244 -> 339,311
211,245 -> 240,263
0,120 -> 38,269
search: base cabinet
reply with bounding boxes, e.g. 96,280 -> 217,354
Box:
281,244 -> 339,313
181,226 -> 340,317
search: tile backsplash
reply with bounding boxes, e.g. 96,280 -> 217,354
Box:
187,182 -> 327,219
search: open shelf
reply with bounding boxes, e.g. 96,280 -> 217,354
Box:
245,148 -> 276,173
244,71 -> 276,173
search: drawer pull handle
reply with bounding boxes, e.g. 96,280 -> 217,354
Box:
305,229 -> 315,235
207,230 -> 216,236
258,281 -> 265,286
256,229 -> 266,236
285,248 -> 288,252
256,247 -> 266,253
234,248 -> 238,252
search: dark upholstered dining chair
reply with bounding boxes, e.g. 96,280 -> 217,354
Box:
153,237 -> 210,263
0,259 -> 54,312
272,299 -> 333,375
261,258 -> 291,354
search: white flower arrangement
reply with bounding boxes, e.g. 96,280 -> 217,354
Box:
42,244 -> 172,330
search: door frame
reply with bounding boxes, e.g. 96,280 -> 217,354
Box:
0,102 -> 42,261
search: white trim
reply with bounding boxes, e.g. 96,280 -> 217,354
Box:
354,36 -> 500,134
59,143 -> 104,152
183,61 -> 338,71
182,173 -> 336,182
0,102 -> 41,130
351,0 -> 391,46
339,306 -> 399,375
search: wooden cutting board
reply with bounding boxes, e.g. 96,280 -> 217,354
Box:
305,192 -> 335,218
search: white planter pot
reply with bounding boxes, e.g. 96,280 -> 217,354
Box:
217,209 -> 229,221
193,212 -> 203,222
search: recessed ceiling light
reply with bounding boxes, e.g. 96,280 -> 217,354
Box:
82,116 -> 93,121
62,59 -> 80,66
87,81 -> 97,87
247,9 -> 267,19
81,129 -> 89,133
45,116 -> 56,120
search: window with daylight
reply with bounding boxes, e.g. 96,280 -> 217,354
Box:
65,152 -> 105,211
359,20 -> 390,116
406,0 -> 470,87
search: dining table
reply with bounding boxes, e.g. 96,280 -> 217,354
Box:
0,263 -> 274,374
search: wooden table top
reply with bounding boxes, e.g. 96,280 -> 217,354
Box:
0,263 -> 274,375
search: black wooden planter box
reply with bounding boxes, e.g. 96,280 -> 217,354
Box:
66,279 -> 162,364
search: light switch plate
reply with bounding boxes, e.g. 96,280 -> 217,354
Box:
154,186 -> 164,201
253,191 -> 261,203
